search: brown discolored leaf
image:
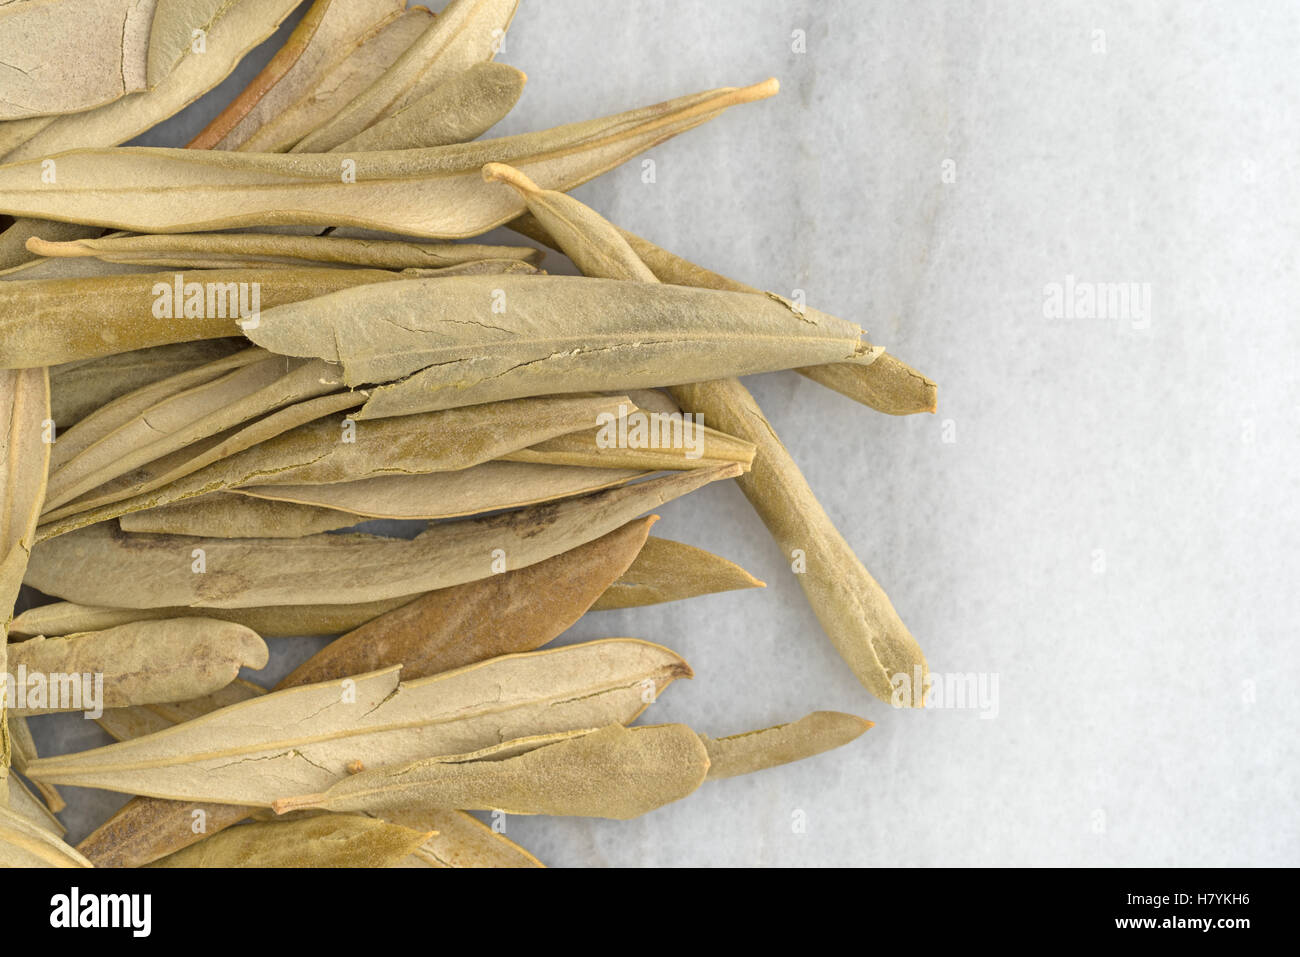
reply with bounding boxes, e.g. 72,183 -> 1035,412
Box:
279,515 -> 655,686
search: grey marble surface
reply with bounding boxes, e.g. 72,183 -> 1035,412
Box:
20,0 -> 1299,866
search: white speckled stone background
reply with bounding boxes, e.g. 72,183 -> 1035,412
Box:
20,0 -> 1299,866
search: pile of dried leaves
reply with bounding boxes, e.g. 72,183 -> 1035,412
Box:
0,0 -> 935,868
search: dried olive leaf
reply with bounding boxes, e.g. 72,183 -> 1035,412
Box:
188,0 -> 407,150
0,805 -> 91,867
329,62 -> 526,154
0,255 -> 158,282
1,366 -> 50,790
0,0 -> 154,120
3,776 -> 65,837
511,212 -> 935,415
239,5 -> 434,154
274,723 -> 710,820
294,0 -> 519,152
12,598 -> 416,641
27,465 -> 738,608
796,355 -> 938,416
4,0 -> 301,159
147,814 -> 430,868
5,716 -> 65,812
44,354 -> 343,512
120,494 -> 359,537
49,347 -> 266,472
699,711 -> 873,780
243,274 -> 871,417
27,638 -> 691,805
95,678 -> 268,742
49,340 -> 247,429
484,163 -> 658,283
500,180 -> 929,702
36,393 -> 620,538
0,80 -> 778,238
38,391 -> 366,530
591,535 -> 764,610
0,0 -> 302,268
673,379 -> 929,704
236,460 -> 645,522
13,532 -> 745,637
0,267 -> 413,369
388,808 -> 542,868
8,619 -> 268,713
501,410 -> 756,472
81,521 -> 630,867
280,515 -> 655,686
29,232 -> 541,271
0,116 -> 56,162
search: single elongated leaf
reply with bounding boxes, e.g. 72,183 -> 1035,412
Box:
673,379 -> 929,704
0,0 -> 155,120
244,274 -> 872,417
27,465 -> 738,608
29,232 -> 541,271
591,535 -> 764,610
1,366 -> 50,789
147,814 -> 429,867
330,61 -> 526,154
120,494 -> 360,537
0,805 -> 91,867
7,619 -> 268,713
239,6 -> 434,154
700,712 -> 873,780
11,533 -> 746,637
49,340 -> 247,429
27,638 -> 691,805
0,80 -> 778,239
294,0 -> 519,153
237,460 -> 645,521
274,723 -> 711,820
485,162 -> 658,282
797,354 -> 938,416
0,267 -> 413,369
280,515 -> 655,686
511,211 -> 936,415
188,0 -> 407,150
11,599 -> 416,640
44,355 -> 343,512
